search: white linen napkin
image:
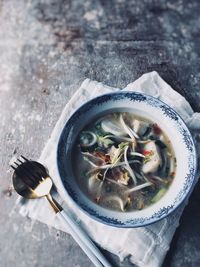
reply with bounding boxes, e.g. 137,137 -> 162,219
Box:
16,71 -> 200,267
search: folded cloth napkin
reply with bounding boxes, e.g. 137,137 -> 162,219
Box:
17,71 -> 200,267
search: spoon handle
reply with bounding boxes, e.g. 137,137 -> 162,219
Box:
58,210 -> 112,267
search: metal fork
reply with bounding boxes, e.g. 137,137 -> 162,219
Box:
11,156 -> 112,267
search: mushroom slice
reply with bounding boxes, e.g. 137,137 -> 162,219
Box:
101,117 -> 126,136
142,141 -> 162,174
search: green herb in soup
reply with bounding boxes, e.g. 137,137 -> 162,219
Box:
73,112 -> 177,212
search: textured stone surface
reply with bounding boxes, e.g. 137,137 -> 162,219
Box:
0,0 -> 200,266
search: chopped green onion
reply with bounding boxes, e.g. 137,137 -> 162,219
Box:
151,188 -> 167,203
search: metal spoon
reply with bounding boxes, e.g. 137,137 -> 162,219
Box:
11,156 -> 112,267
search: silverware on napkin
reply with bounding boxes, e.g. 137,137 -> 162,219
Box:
11,156 -> 112,267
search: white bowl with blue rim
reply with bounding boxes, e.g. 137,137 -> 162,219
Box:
57,91 -> 197,227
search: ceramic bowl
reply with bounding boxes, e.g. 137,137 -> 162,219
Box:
57,91 -> 197,227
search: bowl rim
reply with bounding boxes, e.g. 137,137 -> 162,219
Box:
56,91 -> 197,227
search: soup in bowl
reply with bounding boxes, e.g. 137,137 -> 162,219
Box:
57,92 -> 197,227
74,112 -> 176,212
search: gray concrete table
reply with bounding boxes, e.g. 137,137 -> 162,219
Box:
0,0 -> 200,266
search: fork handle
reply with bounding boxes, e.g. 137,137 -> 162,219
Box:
58,210 -> 112,267
56,212 -> 103,267
46,194 -> 112,267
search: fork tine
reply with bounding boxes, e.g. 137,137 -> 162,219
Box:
20,155 -> 46,172
11,156 -> 43,188
20,162 -> 40,182
29,162 -> 45,180
10,165 -> 17,170
12,156 -> 46,188
17,158 -> 24,164
13,167 -> 35,188
26,160 -> 47,179
20,156 -> 46,178
21,155 -> 29,162
14,160 -> 40,188
34,164 -> 47,178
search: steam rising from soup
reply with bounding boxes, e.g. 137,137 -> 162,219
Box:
73,112 -> 176,212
